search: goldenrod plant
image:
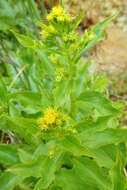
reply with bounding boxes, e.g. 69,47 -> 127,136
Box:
0,5 -> 126,190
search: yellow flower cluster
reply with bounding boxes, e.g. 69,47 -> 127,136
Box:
63,31 -> 78,42
84,30 -> 96,41
41,24 -> 55,40
47,6 -> 72,23
56,68 -> 65,82
49,146 -> 55,159
49,54 -> 57,64
37,108 -> 67,130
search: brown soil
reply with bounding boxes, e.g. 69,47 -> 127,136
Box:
92,27 -> 127,75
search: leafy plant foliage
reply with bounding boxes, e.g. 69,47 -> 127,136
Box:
0,2 -> 126,190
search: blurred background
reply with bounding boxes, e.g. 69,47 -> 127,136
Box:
0,0 -> 127,98
65,0 -> 127,99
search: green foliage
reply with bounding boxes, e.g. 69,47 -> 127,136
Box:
0,3 -> 126,190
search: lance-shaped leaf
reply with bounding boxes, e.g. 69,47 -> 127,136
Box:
71,11 -> 85,31
110,150 -> 127,190
39,51 -> 55,77
11,30 -> 37,48
55,168 -> 99,190
59,135 -> 93,157
0,172 -> 23,190
0,115 -> 41,145
34,153 -> 62,190
18,148 -> 34,164
7,157 -> 46,178
33,141 -> 56,160
74,59 -> 91,98
92,144 -> 116,168
0,76 -> 7,102
56,156 -> 111,190
54,78 -> 71,107
18,141 -> 56,164
75,116 -> 115,134
82,128 -> 127,149
8,91 -> 43,115
27,0 -> 40,20
74,14 -> 117,62
0,144 -> 20,166
77,91 -> 119,116
73,157 -> 111,190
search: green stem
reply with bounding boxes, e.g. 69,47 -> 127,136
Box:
0,131 -> 4,143
59,0 -> 63,6
64,45 -> 75,117
50,0 -> 54,8
41,0 -> 46,17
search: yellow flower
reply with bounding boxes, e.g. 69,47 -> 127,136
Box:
56,68 -> 65,82
44,108 -> 58,125
69,32 -> 78,41
37,108 -> 59,130
65,15 -> 72,22
61,114 -> 68,121
49,146 -> 55,159
48,25 -> 55,33
63,32 -> 78,42
56,119 -> 62,126
52,6 -> 64,16
57,16 -> 65,22
63,35 -> 68,42
37,108 -> 67,130
37,117 -> 48,130
41,30 -> 49,40
47,6 -> 72,23
84,30 -> 96,41
47,14 -> 54,21
89,32 -> 96,40
49,54 -> 57,64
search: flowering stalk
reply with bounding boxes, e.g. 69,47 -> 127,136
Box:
4,6 -> 122,190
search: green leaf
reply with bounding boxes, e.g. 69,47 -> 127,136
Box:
56,156 -> 111,190
59,135 -> 93,157
18,148 -> 34,164
27,0 -> 40,20
39,51 -> 55,77
72,157 -> 111,190
78,91 -> 119,116
18,141 -> 57,164
0,144 -> 19,166
0,76 -> 7,102
0,115 -> 41,145
91,75 -> 109,93
50,0 -> 55,8
110,150 -> 126,190
59,0 -> 63,6
11,30 -> 37,48
71,11 -> 85,31
34,153 -> 62,190
93,144 -> 116,168
74,59 -> 91,97
84,128 -> 127,149
7,157 -> 45,178
54,78 -> 70,107
74,14 -> 117,62
92,13 -> 118,36
33,141 -> 56,160
75,116 -> 114,134
0,172 -> 23,190
40,0 -> 46,17
56,168 -> 99,190
8,91 -> 43,115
